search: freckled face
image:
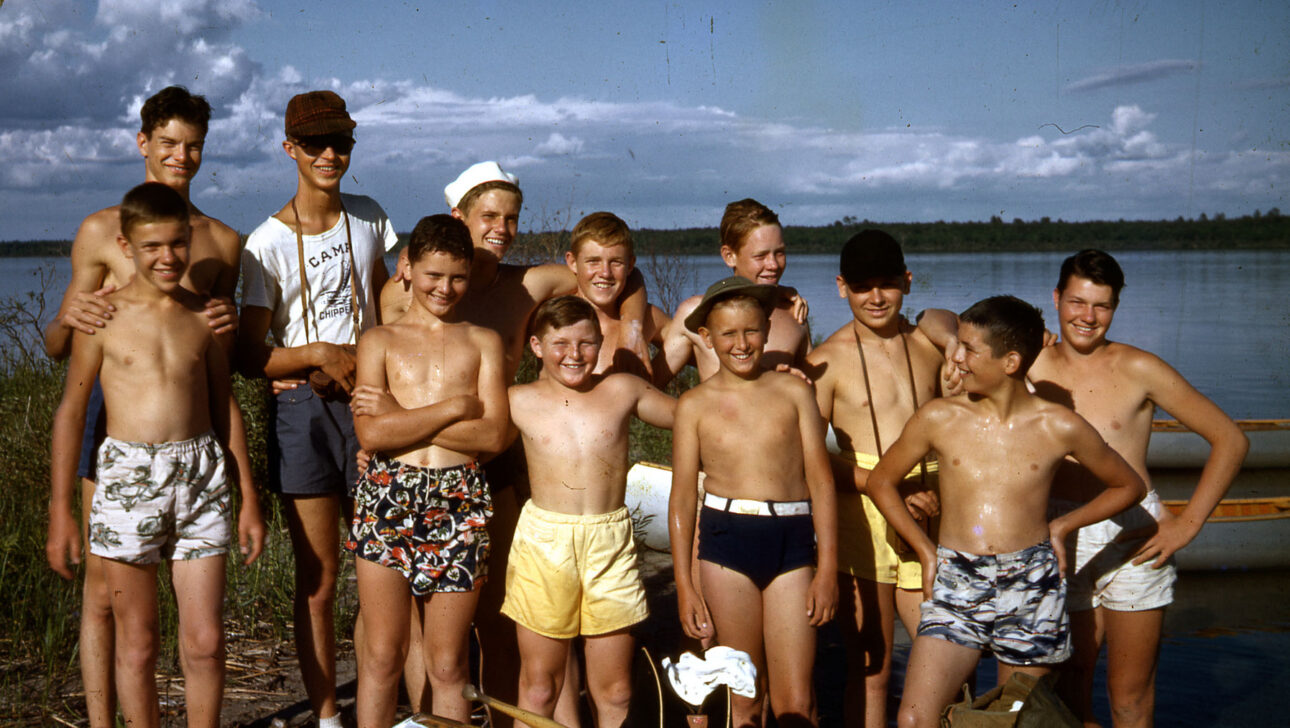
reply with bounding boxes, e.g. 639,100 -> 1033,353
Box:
722,224 -> 786,286
567,240 -> 633,309
532,319 -> 602,388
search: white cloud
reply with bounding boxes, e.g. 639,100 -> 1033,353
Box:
1065,60 -> 1199,93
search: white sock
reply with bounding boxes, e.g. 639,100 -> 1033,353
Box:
318,714 -> 343,728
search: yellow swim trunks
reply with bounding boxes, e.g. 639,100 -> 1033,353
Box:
837,451 -> 938,590
501,500 -> 649,639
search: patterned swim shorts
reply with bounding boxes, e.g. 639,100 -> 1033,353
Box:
918,540 -> 1071,666
88,432 -> 231,563
346,454 -> 492,595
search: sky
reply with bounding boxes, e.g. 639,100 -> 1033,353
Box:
1,0 -> 1288,240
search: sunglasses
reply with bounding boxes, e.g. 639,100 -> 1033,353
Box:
292,135 -> 355,156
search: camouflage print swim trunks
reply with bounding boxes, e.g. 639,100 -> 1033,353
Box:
918,540 -> 1071,665
346,454 -> 492,595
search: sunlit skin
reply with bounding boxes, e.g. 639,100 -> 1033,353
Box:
284,135 -> 351,194
530,318 -> 602,390
566,241 -> 632,311
699,300 -> 768,380
1053,276 -> 1117,354
409,251 -> 471,320
117,221 -> 192,294
138,119 -> 204,190
722,224 -> 787,286
866,317 -> 1146,728
454,188 -> 521,264
838,273 -> 911,334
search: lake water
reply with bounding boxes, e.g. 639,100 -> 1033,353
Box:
5,248 -> 1288,725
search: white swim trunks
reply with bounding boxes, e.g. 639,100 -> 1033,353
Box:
1053,489 -> 1177,612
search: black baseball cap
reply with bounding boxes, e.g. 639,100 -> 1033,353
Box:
839,229 -> 906,285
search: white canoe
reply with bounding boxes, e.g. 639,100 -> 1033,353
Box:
625,461 -> 690,551
1148,419 -> 1290,469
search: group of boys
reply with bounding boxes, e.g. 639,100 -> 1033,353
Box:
44,85 -> 1246,728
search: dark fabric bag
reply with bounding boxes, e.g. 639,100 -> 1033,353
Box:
940,672 -> 1080,728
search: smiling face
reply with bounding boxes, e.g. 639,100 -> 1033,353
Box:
284,133 -> 352,192
138,118 -> 205,190
454,188 -> 521,263
118,219 -> 191,293
699,298 -> 768,379
531,318 -> 602,389
837,272 -> 911,332
722,224 -> 786,286
1054,275 -> 1116,352
952,322 -> 1018,394
410,250 -> 471,318
566,240 -> 634,310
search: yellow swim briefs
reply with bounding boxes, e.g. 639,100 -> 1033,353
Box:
837,451 -> 938,590
501,501 -> 649,639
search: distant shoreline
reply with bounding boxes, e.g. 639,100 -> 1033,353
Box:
4,213 -> 1287,257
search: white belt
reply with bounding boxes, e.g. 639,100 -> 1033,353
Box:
703,492 -> 811,517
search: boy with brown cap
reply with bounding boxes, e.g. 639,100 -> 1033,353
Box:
237,90 -> 397,728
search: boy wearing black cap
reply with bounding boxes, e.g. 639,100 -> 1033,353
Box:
237,90 -> 398,728
804,230 -> 945,728
670,276 -> 838,727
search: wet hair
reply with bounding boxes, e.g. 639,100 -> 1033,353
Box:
570,211 -> 634,258
532,295 -> 602,339
139,86 -> 211,138
705,294 -> 769,330
959,295 -> 1045,375
1057,249 -> 1125,307
407,214 -> 474,264
119,182 -> 189,237
719,198 -> 780,253
456,180 -> 523,216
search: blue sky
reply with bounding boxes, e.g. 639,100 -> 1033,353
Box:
1,0 -> 1287,240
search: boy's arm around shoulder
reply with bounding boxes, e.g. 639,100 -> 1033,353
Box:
44,211 -> 118,360
667,390 -> 713,640
650,296 -> 701,389
867,401 -> 946,598
47,330 -> 103,579
205,331 -> 265,565
420,326 -> 511,455
1047,407 -> 1147,569
791,375 -> 838,626
915,308 -> 964,396
1132,349 -> 1249,565
349,326 -> 485,453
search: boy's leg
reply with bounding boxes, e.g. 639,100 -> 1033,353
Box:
762,567 -> 819,727
80,478 -> 116,728
583,631 -> 634,728
553,644 -> 583,728
894,587 -> 922,641
171,555 -> 229,728
423,588 -> 483,722
101,558 -> 162,728
355,558 -> 413,728
1059,607 -> 1105,727
896,635 -> 980,728
403,596 -> 430,712
852,576 -> 898,728
699,561 -> 767,727
516,626 -> 572,721
281,493 -> 343,722
1102,607 -> 1163,728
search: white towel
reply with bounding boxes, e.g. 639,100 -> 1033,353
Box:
662,646 -> 758,707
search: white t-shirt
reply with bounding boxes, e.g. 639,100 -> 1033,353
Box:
241,193 -> 399,348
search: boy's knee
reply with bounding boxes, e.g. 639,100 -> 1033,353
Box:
520,670 -> 561,711
180,623 -> 225,665
591,676 -> 632,712
116,631 -> 159,672
363,640 -> 408,683
772,691 -> 814,724
426,647 -> 469,687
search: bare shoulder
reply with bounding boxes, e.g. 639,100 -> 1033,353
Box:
1110,341 -> 1176,378
73,206 -> 121,253
765,369 -> 816,403
466,322 -> 506,352
806,324 -> 853,365
192,213 -> 241,252
672,294 -> 703,320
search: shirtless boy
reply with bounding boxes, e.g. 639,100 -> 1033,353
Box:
381,163 -> 650,719
1026,250 -> 1247,728
565,212 -> 671,375
237,90 -> 397,727
804,230 -> 944,727
47,183 -> 264,728
505,296 -> 675,727
42,85 -> 240,728
346,214 -> 509,726
866,295 -> 1146,728
656,198 -> 810,386
669,276 -> 838,727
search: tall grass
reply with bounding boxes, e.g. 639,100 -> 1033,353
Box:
0,270 -> 357,722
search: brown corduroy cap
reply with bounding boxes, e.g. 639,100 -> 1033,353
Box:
284,90 -> 356,137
